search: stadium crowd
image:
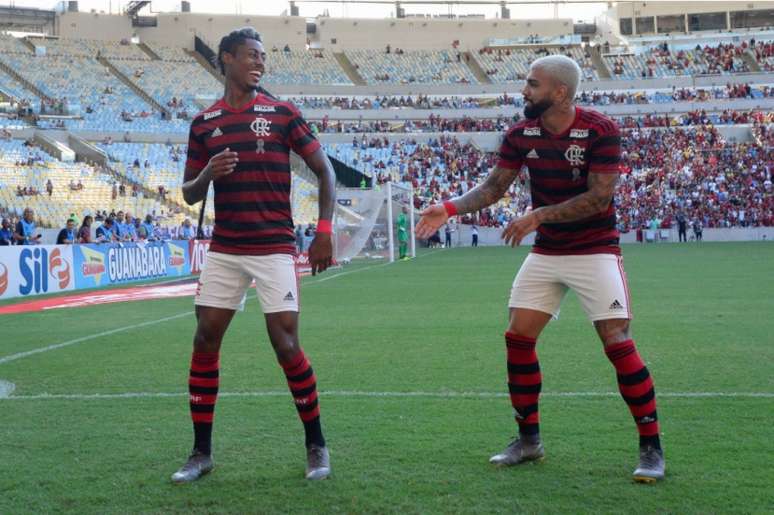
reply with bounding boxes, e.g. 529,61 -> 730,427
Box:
310,109 -> 771,134
337,125 -> 772,233
288,83 -> 770,111
617,126 -> 773,231
0,207 -> 208,246
618,109 -> 773,128
753,40 -> 774,71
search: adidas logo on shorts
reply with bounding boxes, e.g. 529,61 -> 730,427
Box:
609,299 -> 624,310
284,291 -> 295,301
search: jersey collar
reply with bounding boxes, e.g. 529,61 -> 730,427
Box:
539,106 -> 580,139
215,94 -> 262,113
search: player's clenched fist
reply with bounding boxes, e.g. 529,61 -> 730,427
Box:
207,147 -> 239,180
416,204 -> 449,239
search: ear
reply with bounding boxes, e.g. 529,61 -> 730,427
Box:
555,83 -> 570,104
221,50 -> 234,68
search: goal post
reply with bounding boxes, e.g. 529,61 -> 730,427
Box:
332,182 -> 415,264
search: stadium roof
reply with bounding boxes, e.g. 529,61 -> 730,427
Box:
9,0 -> 609,22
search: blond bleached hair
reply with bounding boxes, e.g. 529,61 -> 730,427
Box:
530,54 -> 582,101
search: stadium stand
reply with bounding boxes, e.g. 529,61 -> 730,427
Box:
345,49 -> 476,84
286,83 -> 770,110
0,11 -> 769,238
27,36 -> 151,60
475,45 -> 599,82
144,42 -> 197,62
618,126 -> 773,230
0,33 -> 31,54
291,174 -> 323,225
0,52 -> 172,132
0,139 -> 168,228
97,142 -> 185,200
262,48 -> 352,86
111,59 -> 221,114
310,109 -> 769,134
324,124 -> 773,232
752,40 -> 774,71
604,41 -> 759,79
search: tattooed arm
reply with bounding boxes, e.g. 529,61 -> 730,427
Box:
449,166 -> 521,215
415,166 -> 520,239
501,172 -> 618,246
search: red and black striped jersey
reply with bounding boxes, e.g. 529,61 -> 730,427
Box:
186,93 -> 320,256
497,106 -> 622,255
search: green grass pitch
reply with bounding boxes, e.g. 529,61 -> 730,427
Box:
1,242 -> 773,514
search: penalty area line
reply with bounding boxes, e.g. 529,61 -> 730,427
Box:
2,390 -> 773,401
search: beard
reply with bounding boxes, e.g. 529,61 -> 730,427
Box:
523,98 -> 553,119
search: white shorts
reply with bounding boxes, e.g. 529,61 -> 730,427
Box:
194,252 -> 299,313
508,253 -> 632,322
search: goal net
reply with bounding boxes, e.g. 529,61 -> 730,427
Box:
333,182 -> 415,263
290,154 -> 415,264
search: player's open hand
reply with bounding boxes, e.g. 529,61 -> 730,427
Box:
502,212 -> 540,247
416,204 -> 449,239
207,148 -> 239,180
308,233 -> 333,276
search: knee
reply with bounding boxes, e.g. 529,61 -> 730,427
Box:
193,324 -> 222,353
596,319 -> 632,346
266,315 -> 300,364
272,332 -> 300,363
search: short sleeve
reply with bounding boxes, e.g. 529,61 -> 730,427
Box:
496,130 -> 523,170
286,105 -> 321,158
185,121 -> 209,172
588,120 -> 621,174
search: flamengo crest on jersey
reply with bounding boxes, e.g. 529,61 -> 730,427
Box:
564,144 -> 585,166
250,117 -> 272,137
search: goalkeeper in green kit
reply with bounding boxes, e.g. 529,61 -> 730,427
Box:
397,208 -> 409,260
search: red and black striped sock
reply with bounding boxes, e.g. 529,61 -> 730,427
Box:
281,349 -> 325,448
189,351 -> 219,455
505,332 -> 542,438
605,340 -> 661,449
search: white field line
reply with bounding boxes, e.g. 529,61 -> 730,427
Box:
2,390 -> 773,401
0,312 -> 193,365
305,248 -> 444,285
304,261 -> 394,284
0,249 -> 442,367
